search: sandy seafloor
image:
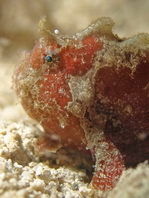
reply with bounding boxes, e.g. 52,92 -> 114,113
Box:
0,0 -> 149,197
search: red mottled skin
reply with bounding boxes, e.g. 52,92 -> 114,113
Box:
14,18 -> 149,192
28,35 -> 102,150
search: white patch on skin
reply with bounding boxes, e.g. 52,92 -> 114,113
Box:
58,88 -> 66,95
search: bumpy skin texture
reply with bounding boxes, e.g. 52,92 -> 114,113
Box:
14,18 -> 149,192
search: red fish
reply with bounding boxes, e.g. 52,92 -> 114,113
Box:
14,17 -> 149,191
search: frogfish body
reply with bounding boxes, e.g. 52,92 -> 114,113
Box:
14,17 -> 149,192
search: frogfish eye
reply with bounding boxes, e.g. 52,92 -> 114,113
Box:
45,55 -> 53,62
